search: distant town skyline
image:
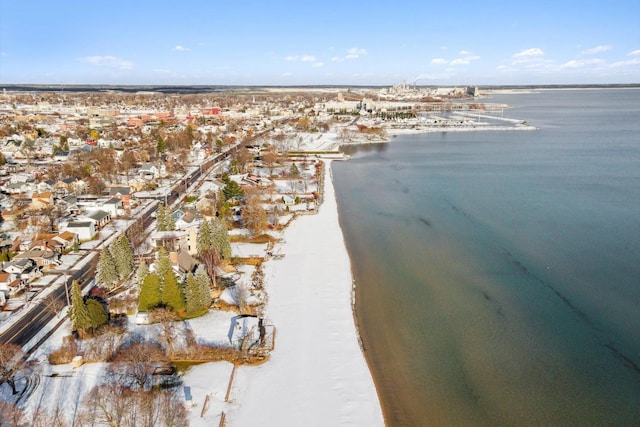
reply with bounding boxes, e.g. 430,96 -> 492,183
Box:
1,0 -> 638,86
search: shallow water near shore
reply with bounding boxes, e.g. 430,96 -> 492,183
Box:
333,89 -> 640,426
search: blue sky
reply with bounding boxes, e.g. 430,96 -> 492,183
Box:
1,0 -> 639,85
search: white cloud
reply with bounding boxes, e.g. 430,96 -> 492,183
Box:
284,54 -> 317,62
511,48 -> 546,65
173,45 -> 189,52
282,72 -> 293,76
582,45 -> 611,55
512,48 -> 544,58
611,57 -> 640,68
312,62 -> 324,68
332,48 -> 367,62
450,58 -> 470,65
496,64 -> 515,72
153,68 -> 172,73
431,51 -> 479,67
80,55 -> 133,70
345,47 -> 367,59
628,49 -> 640,56
560,58 -> 605,69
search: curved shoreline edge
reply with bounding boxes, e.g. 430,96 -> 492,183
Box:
331,162 -> 390,425
228,160 -> 384,426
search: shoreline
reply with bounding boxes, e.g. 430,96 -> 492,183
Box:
228,161 -> 384,426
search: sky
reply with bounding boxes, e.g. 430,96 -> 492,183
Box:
0,0 -> 639,86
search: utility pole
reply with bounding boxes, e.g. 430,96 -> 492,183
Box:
64,275 -> 71,306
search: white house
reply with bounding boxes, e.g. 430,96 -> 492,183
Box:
83,210 -> 111,228
0,271 -> 20,298
100,198 -> 123,217
64,221 -> 96,241
138,163 -> 166,180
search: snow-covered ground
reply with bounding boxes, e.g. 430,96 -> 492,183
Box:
5,132 -> 389,426
225,162 -> 384,426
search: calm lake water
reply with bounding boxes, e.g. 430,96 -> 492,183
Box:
333,89 -> 640,426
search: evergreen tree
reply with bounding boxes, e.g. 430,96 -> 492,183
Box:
184,273 -> 200,315
197,219 -> 216,282
196,218 -> 231,286
69,280 -> 91,334
155,247 -> 172,283
156,136 -> 167,154
195,265 -> 212,310
165,208 -> 176,231
211,217 -> 232,260
96,246 -> 119,289
86,298 -> 108,332
135,262 -> 149,290
222,179 -> 243,200
156,203 -> 166,231
161,270 -> 185,313
138,273 -> 161,311
112,234 -> 134,279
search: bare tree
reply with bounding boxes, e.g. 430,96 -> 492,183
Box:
262,144 -> 279,177
0,343 -> 36,395
79,383 -> 133,427
0,400 -> 26,427
126,216 -> 146,259
149,307 -> 179,359
79,383 -> 188,427
108,340 -> 168,391
43,293 -> 65,318
235,146 -> 252,174
243,186 -> 268,237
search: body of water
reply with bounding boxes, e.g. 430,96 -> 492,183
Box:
333,89 -> 640,426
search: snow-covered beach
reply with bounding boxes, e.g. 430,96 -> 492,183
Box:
225,161 -> 384,426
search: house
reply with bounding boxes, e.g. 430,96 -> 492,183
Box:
0,272 -> 22,298
30,231 -> 78,252
174,209 -> 199,231
54,150 -> 70,162
84,210 -> 111,228
101,198 -> 123,217
53,230 -> 78,250
35,180 -> 54,194
108,186 -> 132,208
58,195 -> 80,214
13,249 -> 61,269
151,230 -> 187,253
138,163 -> 165,180
29,191 -> 54,211
169,250 -> 200,277
2,258 -> 41,283
4,181 -> 34,194
64,221 -> 96,241
54,177 -> 86,195
30,233 -> 64,252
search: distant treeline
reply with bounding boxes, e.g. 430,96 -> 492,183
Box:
0,83 -> 638,94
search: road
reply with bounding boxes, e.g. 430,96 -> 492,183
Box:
1,253 -> 98,348
0,145 -> 238,349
